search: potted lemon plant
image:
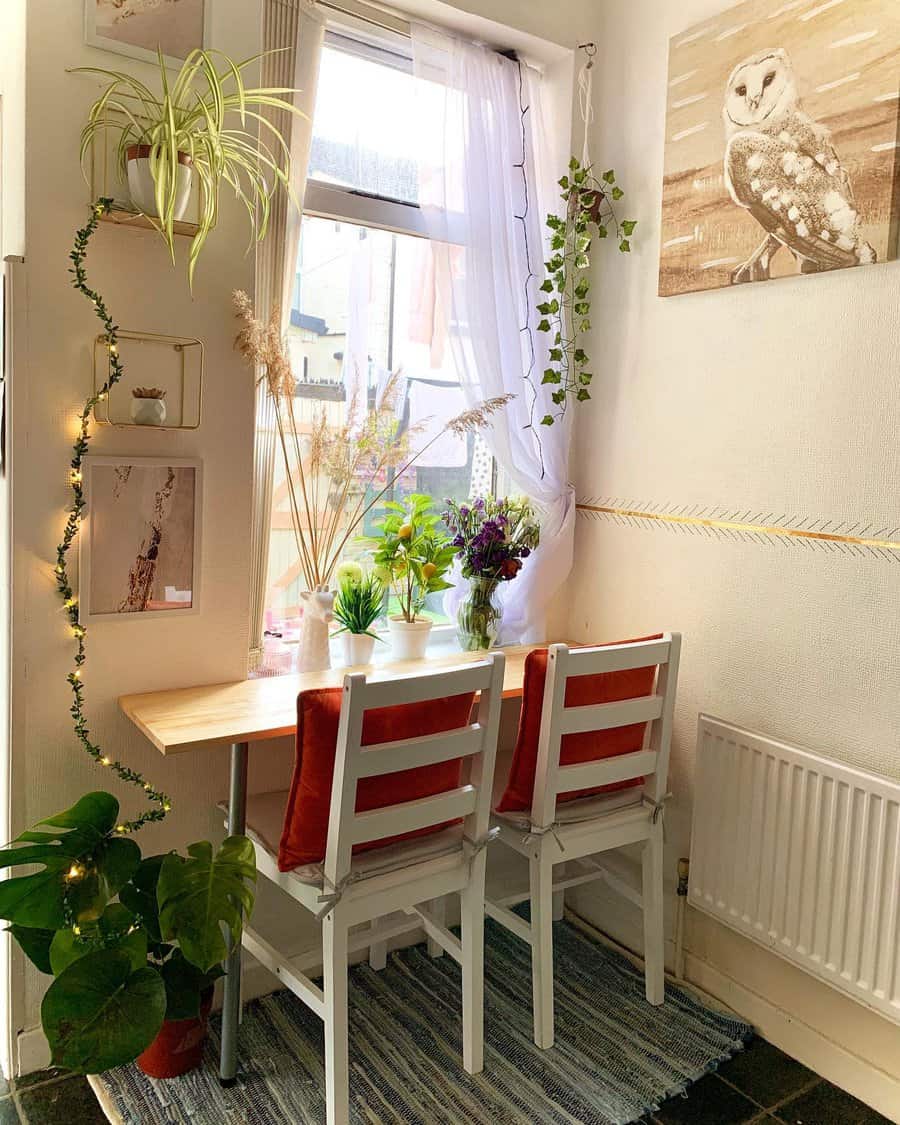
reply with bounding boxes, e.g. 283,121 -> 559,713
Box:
365,494 -> 456,661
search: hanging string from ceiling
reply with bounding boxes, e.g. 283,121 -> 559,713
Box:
577,41 -> 597,170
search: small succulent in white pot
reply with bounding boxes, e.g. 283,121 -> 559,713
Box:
130,386 -> 167,426
74,49 -> 306,286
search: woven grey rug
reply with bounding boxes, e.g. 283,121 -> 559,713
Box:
94,917 -> 752,1124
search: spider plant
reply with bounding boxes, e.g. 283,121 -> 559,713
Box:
74,49 -> 305,287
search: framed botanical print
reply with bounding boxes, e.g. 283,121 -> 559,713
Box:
79,456 -> 202,623
84,0 -> 210,69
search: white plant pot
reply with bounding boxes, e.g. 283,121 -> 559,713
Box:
341,633 -> 376,667
130,396 -> 167,426
388,616 -> 433,662
126,145 -> 193,221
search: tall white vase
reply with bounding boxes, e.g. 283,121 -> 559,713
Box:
297,589 -> 334,673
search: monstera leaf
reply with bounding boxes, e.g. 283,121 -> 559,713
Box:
160,949 -> 223,1020
0,793 -> 132,929
157,836 -> 256,973
42,950 -> 166,1073
7,925 -> 55,975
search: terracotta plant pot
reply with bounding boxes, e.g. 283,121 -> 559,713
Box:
126,144 -> 193,221
388,615 -> 433,661
137,988 -> 213,1079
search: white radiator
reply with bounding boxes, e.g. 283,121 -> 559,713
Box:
690,715 -> 900,1025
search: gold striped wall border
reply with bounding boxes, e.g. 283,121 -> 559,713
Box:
576,499 -> 900,560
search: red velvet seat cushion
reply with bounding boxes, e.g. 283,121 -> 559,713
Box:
278,688 -> 475,872
495,636 -> 663,814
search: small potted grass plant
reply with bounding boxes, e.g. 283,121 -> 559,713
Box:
365,494 -> 456,661
333,564 -> 383,666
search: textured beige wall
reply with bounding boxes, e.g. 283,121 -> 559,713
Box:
565,0 -> 900,1113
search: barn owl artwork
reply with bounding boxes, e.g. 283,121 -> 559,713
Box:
723,49 -> 875,285
659,0 -> 900,298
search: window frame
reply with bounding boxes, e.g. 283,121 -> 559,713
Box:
271,24 -> 497,636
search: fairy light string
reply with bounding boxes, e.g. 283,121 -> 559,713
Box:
59,198 -> 171,835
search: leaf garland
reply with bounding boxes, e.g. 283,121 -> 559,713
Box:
59,199 -> 171,834
535,157 -> 636,426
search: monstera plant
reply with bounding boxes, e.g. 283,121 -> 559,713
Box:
0,792 -> 256,1074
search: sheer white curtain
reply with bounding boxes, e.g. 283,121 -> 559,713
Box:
411,24 -> 575,644
248,0 -> 324,666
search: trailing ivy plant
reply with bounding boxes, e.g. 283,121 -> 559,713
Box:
535,157 -> 636,426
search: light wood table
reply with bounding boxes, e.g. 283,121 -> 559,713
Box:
119,642 -> 540,756
118,642 -> 542,1086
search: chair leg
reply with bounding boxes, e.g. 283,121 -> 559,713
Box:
530,849 -> 555,1049
552,889 -> 565,922
323,912 -> 351,1125
368,917 -> 387,971
460,865 -> 485,1074
427,895 -> 447,958
642,824 -> 665,1006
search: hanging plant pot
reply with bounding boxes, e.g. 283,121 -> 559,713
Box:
126,145 -> 193,222
388,616 -> 433,662
137,988 -> 213,1079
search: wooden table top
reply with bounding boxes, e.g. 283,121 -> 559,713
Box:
119,643 -> 542,756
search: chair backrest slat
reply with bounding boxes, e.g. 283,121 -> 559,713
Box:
349,785 -> 478,845
560,694 -> 664,736
354,725 -> 484,779
556,749 -> 659,794
351,663 -> 493,709
530,635 -> 681,829
324,654 -> 505,889
559,638 -> 672,676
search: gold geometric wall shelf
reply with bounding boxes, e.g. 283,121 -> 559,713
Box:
92,330 -> 203,431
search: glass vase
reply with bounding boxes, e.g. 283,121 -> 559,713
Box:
456,577 -> 502,651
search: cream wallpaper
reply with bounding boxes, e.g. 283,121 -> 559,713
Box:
566,0 -> 900,1110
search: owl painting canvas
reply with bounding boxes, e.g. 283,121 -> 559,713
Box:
659,0 -> 900,297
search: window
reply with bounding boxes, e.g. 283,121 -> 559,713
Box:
264,33 -> 495,632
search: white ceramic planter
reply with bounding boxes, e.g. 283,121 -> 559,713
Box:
131,396 -> 167,426
341,633 -> 376,667
388,616 -> 433,662
126,145 -> 193,221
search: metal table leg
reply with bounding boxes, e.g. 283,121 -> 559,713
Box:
220,740 -> 249,1087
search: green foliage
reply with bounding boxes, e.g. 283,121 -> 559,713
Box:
158,837 -> 256,973
533,156 -> 637,427
42,951 -> 166,1073
2,792 -> 257,1075
363,494 -> 456,623
73,49 -> 306,287
333,572 -> 384,639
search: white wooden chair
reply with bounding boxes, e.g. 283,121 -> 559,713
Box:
485,635 -> 681,1049
227,654 -> 505,1125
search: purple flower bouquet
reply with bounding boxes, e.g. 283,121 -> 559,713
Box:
443,497 -> 540,649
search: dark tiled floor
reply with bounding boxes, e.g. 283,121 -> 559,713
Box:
0,1038 -> 893,1124
648,1037 -> 893,1125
